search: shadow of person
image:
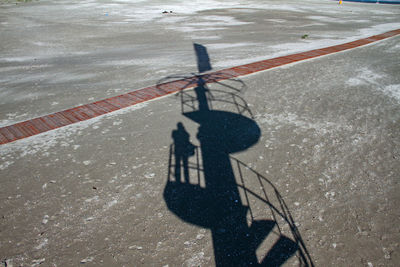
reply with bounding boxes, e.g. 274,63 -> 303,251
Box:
163,43 -> 313,267
172,122 -> 195,182
164,78 -> 299,266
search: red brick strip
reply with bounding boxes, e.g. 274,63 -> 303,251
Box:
1,29 -> 399,145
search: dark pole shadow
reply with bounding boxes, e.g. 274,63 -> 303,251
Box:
194,43 -> 212,73
163,44 -> 313,266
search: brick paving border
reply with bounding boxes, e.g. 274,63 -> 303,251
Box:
1,29 -> 399,145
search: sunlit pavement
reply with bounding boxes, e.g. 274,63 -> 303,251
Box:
0,1 -> 399,266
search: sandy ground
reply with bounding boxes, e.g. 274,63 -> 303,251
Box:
1,0 -> 400,266
1,0 -> 399,126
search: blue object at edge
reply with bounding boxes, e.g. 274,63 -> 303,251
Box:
342,0 -> 400,3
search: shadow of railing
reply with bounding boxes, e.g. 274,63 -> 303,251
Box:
166,144 -> 313,266
157,73 -> 252,118
232,156 -> 313,266
162,43 -> 313,266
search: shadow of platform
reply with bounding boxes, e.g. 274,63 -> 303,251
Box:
161,43 -> 313,266
165,142 -> 313,266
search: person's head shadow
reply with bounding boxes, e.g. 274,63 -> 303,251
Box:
162,43 -> 313,266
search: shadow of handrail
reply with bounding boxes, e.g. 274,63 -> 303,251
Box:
156,72 -> 252,118
163,43 -> 313,266
232,156 -> 313,267
167,144 -> 314,266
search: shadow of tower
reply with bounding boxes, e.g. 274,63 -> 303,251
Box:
163,44 -> 313,266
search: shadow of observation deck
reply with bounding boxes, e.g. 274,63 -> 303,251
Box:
159,44 -> 313,267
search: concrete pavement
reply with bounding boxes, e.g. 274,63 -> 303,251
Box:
1,0 -> 400,266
